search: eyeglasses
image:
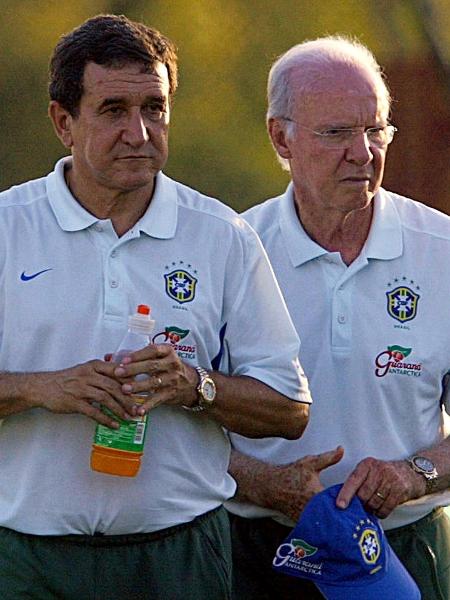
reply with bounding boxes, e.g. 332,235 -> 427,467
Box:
281,118 -> 397,149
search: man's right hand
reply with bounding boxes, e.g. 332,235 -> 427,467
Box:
229,446 -> 344,522
8,360 -> 137,428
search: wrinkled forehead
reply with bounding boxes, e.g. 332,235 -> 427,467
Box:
291,63 -> 389,119
82,61 -> 170,100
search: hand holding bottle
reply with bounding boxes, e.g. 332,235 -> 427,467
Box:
26,360 -> 138,428
113,343 -> 198,415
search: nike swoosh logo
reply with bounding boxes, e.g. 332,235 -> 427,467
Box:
20,269 -> 53,281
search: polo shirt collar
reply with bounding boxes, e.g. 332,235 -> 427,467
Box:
279,183 -> 328,267
362,187 -> 403,260
279,183 -> 403,267
46,156 -> 178,239
134,171 -> 177,239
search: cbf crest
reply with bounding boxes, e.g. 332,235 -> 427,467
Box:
386,285 -> 420,323
358,528 -> 380,565
164,268 -> 197,304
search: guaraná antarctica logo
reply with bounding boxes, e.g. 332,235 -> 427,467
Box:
152,326 -> 196,361
386,278 -> 420,324
273,538 -> 322,576
375,345 -> 422,378
164,262 -> 198,304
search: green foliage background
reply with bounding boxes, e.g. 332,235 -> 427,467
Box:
1,0 -> 449,211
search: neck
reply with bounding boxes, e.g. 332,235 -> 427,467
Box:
64,164 -> 155,237
294,197 -> 374,266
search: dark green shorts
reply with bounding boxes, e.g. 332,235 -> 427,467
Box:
0,506 -> 232,600
386,507 -> 450,600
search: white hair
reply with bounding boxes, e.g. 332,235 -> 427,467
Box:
267,35 -> 391,170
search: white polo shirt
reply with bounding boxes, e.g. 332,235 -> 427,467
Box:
228,183 -> 450,530
0,158 -> 310,535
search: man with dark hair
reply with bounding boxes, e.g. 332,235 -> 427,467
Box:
227,35 -> 450,600
0,15 -> 311,599
48,14 -> 179,116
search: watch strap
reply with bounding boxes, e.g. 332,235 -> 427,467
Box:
424,477 -> 438,495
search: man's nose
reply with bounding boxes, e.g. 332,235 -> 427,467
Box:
122,110 -> 150,146
345,130 -> 373,164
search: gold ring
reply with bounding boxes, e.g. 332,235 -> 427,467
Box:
375,491 -> 386,500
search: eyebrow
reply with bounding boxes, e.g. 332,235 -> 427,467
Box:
98,96 -> 166,110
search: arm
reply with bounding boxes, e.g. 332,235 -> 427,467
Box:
113,344 -> 309,438
203,372 -> 308,439
228,446 -> 345,521
336,437 -> 450,518
0,361 -> 138,428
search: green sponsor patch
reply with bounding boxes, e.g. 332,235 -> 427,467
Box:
291,538 -> 318,558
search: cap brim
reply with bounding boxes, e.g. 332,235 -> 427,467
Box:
316,545 -> 421,600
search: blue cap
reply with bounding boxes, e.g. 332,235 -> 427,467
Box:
272,484 -> 421,599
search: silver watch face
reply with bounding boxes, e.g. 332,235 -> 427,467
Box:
413,456 -> 434,473
202,380 -> 216,403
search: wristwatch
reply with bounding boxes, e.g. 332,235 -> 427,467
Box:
183,366 -> 216,412
407,455 -> 438,495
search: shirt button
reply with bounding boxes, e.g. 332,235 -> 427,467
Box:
95,224 -> 103,232
110,280 -> 119,288
337,314 -> 346,324
111,250 -> 118,258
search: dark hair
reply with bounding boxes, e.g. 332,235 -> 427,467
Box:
49,14 -> 178,116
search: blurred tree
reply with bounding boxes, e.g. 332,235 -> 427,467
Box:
0,0 -> 448,213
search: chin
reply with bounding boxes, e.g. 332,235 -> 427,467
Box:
115,173 -> 156,191
340,193 -> 373,213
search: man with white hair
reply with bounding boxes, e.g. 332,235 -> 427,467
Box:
227,36 -> 450,600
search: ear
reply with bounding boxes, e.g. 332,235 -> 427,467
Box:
268,117 -> 292,160
48,101 -> 74,148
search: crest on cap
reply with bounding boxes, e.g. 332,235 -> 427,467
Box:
358,528 -> 380,566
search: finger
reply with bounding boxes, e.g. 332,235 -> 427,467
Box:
89,389 -> 137,420
368,490 -> 388,514
372,479 -> 405,519
126,344 -> 179,375
126,343 -> 172,363
312,446 -> 345,471
374,500 -> 396,519
91,374 -> 138,414
336,464 -> 370,509
114,359 -> 168,378
136,387 -> 177,414
123,374 -> 164,397
374,490 -> 388,502
76,401 -> 121,429
82,371 -> 138,417
93,359 -> 133,381
136,395 -> 160,414
356,470 -> 384,504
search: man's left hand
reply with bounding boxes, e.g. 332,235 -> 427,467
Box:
336,456 -> 426,518
113,343 -> 198,414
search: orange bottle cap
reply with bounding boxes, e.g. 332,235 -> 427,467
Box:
137,304 -> 150,315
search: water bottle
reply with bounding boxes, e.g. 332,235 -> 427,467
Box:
91,304 -> 155,477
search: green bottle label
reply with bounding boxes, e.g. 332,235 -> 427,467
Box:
94,406 -> 148,453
